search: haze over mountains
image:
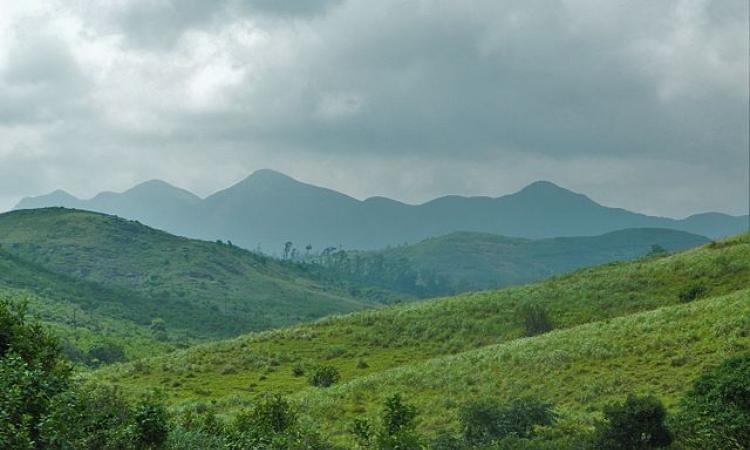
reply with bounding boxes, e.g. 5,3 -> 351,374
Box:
17,169 -> 748,251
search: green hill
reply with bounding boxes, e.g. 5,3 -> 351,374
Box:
0,208 -> 382,341
0,248 -> 172,363
94,232 -> 749,422
312,228 -> 710,296
299,288 -> 749,444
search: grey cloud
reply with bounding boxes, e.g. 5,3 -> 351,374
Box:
0,0 -> 746,218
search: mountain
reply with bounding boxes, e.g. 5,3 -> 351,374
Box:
95,233 -> 750,446
16,170 -> 748,250
0,208 -> 379,340
331,228 -> 710,295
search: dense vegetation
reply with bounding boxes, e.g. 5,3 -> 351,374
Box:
297,228 -> 708,296
0,208 -> 394,340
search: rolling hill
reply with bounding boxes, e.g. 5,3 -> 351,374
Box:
0,208 -> 382,341
318,228 -> 710,296
93,232 -> 750,443
16,170 -> 748,250
0,247 -> 173,363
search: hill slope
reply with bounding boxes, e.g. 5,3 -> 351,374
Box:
317,228 -> 710,296
16,170 -> 748,250
0,248 -> 172,362
298,288 -> 749,444
95,233 -> 750,412
0,208 -> 377,340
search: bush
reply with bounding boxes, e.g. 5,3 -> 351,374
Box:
308,365 -> 340,387
88,341 -> 127,365
594,395 -> 672,449
678,284 -> 706,303
459,397 -> 556,445
291,363 -> 305,377
229,394 -> 329,449
350,394 -> 423,449
0,300 -> 70,449
41,385 -> 169,450
519,304 -> 553,336
673,354 -> 750,449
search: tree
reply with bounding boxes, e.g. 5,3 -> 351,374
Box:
283,241 -> 293,260
0,299 -> 70,449
673,354 -> 750,449
459,397 -> 555,446
88,341 -> 127,365
350,394 -> 423,449
594,395 -> 672,449
150,318 -> 168,341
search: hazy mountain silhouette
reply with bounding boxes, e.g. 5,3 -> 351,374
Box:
16,169 -> 748,250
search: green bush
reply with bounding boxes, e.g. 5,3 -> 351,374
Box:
519,304 -> 553,336
350,394 -> 423,449
308,365 -> 340,387
678,284 -> 706,303
88,341 -> 127,365
459,397 -> 555,446
594,395 -> 672,449
673,354 -> 750,449
0,300 -> 70,450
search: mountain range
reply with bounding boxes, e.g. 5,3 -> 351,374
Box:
16,169 -> 748,251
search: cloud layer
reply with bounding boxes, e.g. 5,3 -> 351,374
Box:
1,0 -> 748,217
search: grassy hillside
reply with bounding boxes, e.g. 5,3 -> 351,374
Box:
0,248 -> 172,362
298,289 -> 749,444
0,208 -> 383,340
95,233 -> 749,412
310,228 -> 709,296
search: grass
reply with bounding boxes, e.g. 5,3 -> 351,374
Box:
0,208 -> 386,340
94,233 -> 749,411
297,289 -> 749,444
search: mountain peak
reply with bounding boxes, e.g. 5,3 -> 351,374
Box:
518,180 -> 568,194
235,169 -> 300,189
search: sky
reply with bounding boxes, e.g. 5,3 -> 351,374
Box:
0,0 -> 748,218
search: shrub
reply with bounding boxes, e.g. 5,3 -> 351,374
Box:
673,354 -> 750,449
459,397 -> 556,445
41,384 -> 161,450
229,394 -> 329,449
291,363 -> 305,377
678,284 -> 706,303
0,300 -> 70,449
594,395 -> 672,449
350,394 -> 423,449
519,304 -> 553,336
308,365 -> 340,387
88,341 -> 127,365
356,359 -> 369,369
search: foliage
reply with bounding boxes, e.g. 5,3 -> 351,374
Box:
88,341 -> 127,366
41,385 -> 168,450
519,304 -> 553,336
678,284 -> 706,303
350,394 -> 423,449
672,353 -> 750,449
459,398 -> 556,445
308,365 -> 341,387
593,395 -> 672,449
0,299 -> 70,449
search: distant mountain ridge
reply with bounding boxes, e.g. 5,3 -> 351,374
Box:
16,169 -> 748,250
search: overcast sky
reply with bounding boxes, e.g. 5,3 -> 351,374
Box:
0,0 -> 748,217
